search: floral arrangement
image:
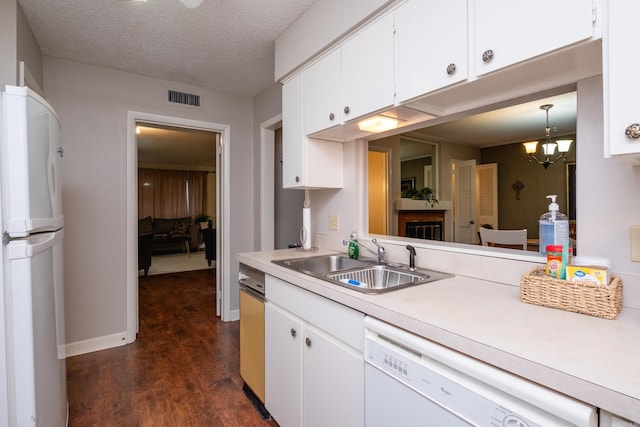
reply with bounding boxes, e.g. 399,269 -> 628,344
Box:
401,187 -> 438,207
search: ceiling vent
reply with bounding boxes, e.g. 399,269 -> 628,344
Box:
168,89 -> 201,107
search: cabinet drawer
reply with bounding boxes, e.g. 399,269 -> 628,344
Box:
266,275 -> 364,352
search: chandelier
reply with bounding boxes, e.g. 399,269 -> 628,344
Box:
522,104 -> 572,169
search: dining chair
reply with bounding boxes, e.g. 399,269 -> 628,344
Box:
479,228 -> 527,250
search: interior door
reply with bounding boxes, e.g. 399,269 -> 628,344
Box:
368,149 -> 388,235
476,163 -> 498,229
452,159 -> 477,244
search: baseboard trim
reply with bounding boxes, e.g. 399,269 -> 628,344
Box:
65,332 -> 127,357
229,308 -> 240,322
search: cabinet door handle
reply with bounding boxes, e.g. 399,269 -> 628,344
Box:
446,63 -> 456,75
305,337 -> 312,347
469,220 -> 475,225
290,328 -> 297,338
343,106 -> 350,115
295,176 -> 300,183
482,49 -> 494,63
625,123 -> 640,139
329,112 -> 335,121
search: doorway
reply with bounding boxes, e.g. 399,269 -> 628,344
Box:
368,149 -> 389,235
136,121 -> 217,274
126,111 -> 231,343
274,128 -> 304,248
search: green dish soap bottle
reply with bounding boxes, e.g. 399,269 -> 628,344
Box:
348,229 -> 359,259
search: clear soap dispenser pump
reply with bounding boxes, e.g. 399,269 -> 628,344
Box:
539,195 -> 569,255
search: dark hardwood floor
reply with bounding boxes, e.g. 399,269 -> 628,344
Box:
66,269 -> 279,426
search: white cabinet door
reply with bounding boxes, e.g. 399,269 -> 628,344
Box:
395,0 -> 468,103
282,73 -> 305,188
265,302 -> 303,427
282,73 -> 344,189
303,325 -> 364,427
474,0 -> 594,75
604,0 -> 640,157
304,50 -> 342,136
341,13 -> 395,123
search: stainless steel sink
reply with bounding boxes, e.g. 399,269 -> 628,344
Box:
272,254 -> 452,294
273,254 -> 376,274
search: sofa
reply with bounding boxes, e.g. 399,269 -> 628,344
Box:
138,216 -> 200,254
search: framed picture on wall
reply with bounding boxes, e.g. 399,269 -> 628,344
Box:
401,177 -> 416,192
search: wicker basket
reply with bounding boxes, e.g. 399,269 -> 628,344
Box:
520,266 -> 623,319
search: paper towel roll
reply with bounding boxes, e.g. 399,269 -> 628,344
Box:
302,207 -> 311,249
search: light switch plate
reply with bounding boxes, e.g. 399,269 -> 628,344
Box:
328,214 -> 339,230
631,226 -> 640,262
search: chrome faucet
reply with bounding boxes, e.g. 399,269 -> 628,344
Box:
343,238 -> 386,264
406,245 -> 416,271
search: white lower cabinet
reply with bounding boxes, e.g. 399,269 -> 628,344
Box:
265,275 -> 364,427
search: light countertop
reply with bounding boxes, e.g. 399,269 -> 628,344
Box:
237,248 -> 640,423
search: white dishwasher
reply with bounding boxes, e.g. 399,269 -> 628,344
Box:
364,317 -> 597,427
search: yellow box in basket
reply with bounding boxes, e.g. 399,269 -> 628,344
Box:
565,265 -> 609,285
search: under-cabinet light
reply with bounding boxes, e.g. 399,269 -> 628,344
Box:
358,116 -> 398,133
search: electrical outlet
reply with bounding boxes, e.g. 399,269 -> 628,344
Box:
328,214 -> 339,230
631,226 -> 640,262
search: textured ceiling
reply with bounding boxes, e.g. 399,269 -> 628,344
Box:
18,0 -> 316,98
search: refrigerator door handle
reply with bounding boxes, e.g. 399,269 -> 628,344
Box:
6,229 -> 64,259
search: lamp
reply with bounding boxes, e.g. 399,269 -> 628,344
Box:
523,104 -> 572,169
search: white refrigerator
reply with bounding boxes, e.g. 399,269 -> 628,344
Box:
0,85 -> 68,426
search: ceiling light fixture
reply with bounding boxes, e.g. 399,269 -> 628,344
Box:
358,115 -> 399,133
523,104 -> 572,169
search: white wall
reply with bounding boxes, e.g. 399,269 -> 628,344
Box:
577,75 -> 640,307
43,57 -> 254,350
311,140 -> 361,246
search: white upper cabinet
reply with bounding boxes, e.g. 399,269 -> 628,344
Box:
303,50 -> 341,136
340,12 -> 395,123
282,73 -> 305,188
474,0 -> 594,75
282,73 -> 344,189
303,13 -> 395,140
395,0 -> 468,104
604,0 -> 640,158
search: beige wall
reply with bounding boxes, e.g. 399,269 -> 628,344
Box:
44,57 -> 254,349
0,0 -> 17,87
16,2 -> 43,92
0,1 -> 44,91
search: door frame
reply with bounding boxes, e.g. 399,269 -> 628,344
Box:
125,111 -> 231,342
259,114 -> 281,251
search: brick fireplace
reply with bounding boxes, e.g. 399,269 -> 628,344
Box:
398,210 -> 446,241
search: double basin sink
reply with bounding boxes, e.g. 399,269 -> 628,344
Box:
272,254 -> 453,294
